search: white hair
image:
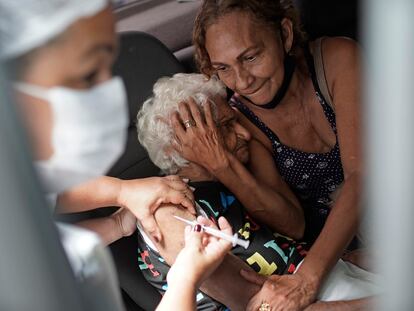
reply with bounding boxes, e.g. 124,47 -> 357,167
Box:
137,73 -> 226,174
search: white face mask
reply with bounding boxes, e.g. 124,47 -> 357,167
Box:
15,77 -> 128,194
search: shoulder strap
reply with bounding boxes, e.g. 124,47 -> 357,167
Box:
310,37 -> 334,110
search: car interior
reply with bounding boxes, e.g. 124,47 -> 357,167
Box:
0,1 -> 360,310
99,0 -> 359,310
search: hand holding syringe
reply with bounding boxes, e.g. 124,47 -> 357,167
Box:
174,215 -> 250,249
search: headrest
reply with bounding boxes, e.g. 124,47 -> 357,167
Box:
108,31 -> 185,179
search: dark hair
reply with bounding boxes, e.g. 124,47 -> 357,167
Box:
193,0 -> 307,76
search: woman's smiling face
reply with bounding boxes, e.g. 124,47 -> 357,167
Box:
205,11 -> 293,106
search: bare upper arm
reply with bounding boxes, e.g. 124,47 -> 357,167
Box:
145,203 -> 260,310
248,138 -> 300,209
146,203 -> 196,265
322,37 -> 362,177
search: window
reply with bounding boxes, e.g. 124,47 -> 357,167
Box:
112,0 -> 150,9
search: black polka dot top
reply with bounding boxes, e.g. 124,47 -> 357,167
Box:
230,46 -> 344,210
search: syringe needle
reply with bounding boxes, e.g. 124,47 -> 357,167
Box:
173,215 -> 250,249
173,215 -> 196,226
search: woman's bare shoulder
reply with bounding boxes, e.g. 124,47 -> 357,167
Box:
312,37 -> 360,106
320,36 -> 360,72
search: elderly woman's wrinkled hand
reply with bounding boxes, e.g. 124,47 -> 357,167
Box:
117,176 -> 195,243
241,269 -> 318,311
167,216 -> 233,288
172,97 -> 229,174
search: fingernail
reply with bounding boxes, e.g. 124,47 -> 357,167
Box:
182,178 -> 189,183
189,186 -> 196,191
193,224 -> 202,232
240,269 -> 250,276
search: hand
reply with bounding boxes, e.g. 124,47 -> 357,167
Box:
111,207 -> 137,237
172,98 -> 229,173
167,216 -> 233,288
241,269 -> 318,311
117,176 -> 195,242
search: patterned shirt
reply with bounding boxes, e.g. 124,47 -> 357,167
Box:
137,181 -> 307,310
230,46 -> 345,243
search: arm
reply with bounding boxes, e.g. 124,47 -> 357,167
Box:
157,217 -> 234,311
341,249 -> 372,271
172,100 -> 304,239
56,176 -> 122,213
148,204 -> 260,311
56,175 -> 195,242
223,137 -> 304,238
157,282 -> 197,311
243,37 -> 363,311
76,207 -> 137,245
242,269 -> 375,311
297,36 -> 362,296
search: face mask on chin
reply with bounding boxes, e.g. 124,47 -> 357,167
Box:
15,77 -> 128,195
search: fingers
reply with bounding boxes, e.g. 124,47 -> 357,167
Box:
140,216 -> 163,244
246,293 -> 262,311
173,99 -> 218,140
181,197 -> 197,215
217,216 -> 233,235
112,207 -> 136,237
196,216 -> 232,235
187,97 -> 205,128
203,101 -> 216,128
165,175 -> 193,195
163,176 -> 196,214
196,216 -> 233,253
164,174 -> 182,182
167,191 -> 196,215
240,269 -> 267,286
172,112 -> 186,140
172,111 -> 187,149
184,224 -> 203,249
165,175 -> 191,192
171,105 -> 195,158
177,98 -> 209,131
171,140 -> 182,156
178,101 -> 196,128
196,215 -> 216,227
182,187 -> 195,204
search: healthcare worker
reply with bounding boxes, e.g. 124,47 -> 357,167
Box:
0,0 -> 231,309
0,0 -> 195,245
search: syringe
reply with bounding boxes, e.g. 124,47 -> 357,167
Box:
173,215 -> 250,249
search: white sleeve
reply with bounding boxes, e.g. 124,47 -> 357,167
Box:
57,222 -> 125,311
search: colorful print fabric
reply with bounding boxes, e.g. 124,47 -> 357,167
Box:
137,181 -> 306,310
230,46 -> 345,244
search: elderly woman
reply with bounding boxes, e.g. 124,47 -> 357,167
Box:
136,73 -> 380,311
1,1 -> 231,310
171,0 -> 364,310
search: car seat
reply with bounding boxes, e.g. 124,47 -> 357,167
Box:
294,0 -> 358,40
108,31 -> 186,311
